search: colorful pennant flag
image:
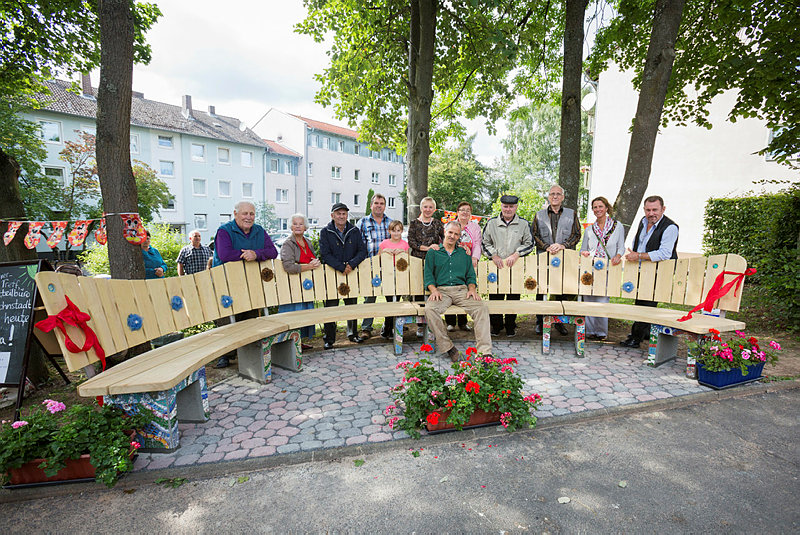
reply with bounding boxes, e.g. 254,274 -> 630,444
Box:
46,221 -> 68,248
3,221 -> 22,245
94,217 -> 107,245
67,220 -> 92,247
24,222 -> 45,249
120,213 -> 146,244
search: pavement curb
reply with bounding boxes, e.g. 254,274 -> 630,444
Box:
2,377 -> 797,504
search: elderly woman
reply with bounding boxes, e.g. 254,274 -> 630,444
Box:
141,230 -> 168,279
580,196 -> 626,340
279,213 -> 322,349
445,201 -> 482,332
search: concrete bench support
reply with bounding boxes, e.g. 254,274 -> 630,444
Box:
543,315 -> 586,357
648,325 -> 704,368
237,329 -> 302,383
104,367 -> 209,452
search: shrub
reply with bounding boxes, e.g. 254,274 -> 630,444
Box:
80,222 -> 185,277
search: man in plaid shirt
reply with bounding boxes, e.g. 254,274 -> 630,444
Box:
177,229 -> 213,275
357,193 -> 392,339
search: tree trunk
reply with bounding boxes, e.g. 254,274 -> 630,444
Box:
558,0 -> 588,212
96,0 -> 145,280
0,148 -> 50,383
406,0 -> 437,223
613,0 -> 686,229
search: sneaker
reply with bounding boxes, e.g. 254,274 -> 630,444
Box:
459,324 -> 472,332
380,331 -> 394,340
447,324 -> 455,332
446,347 -> 460,362
214,356 -> 230,369
491,328 -> 502,336
506,328 -> 516,338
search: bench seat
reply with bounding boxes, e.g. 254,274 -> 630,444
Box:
561,302 -> 744,334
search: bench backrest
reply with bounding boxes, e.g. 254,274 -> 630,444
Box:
35,251 -> 747,372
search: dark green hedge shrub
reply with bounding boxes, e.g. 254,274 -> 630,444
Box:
703,180 -> 800,325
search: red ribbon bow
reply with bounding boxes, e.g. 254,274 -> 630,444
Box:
678,268 -> 756,322
35,296 -> 106,370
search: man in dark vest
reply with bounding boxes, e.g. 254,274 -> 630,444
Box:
620,195 -> 679,348
531,184 -> 582,335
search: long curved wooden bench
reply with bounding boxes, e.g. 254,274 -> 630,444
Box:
35,250 -> 749,450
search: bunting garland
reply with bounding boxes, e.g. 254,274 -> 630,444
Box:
24,222 -> 45,249
121,213 -> 146,244
46,221 -> 68,248
1,213 -> 143,249
440,210 -> 486,224
94,218 -> 107,245
3,221 -> 22,245
67,220 -> 92,247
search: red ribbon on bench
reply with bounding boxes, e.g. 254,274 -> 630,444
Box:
677,268 -> 756,322
35,295 -> 106,370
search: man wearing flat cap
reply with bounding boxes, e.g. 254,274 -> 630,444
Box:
531,184 -> 583,335
319,202 -> 368,349
481,194 -> 535,337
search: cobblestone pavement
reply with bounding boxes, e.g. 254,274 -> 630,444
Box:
132,339 -> 707,471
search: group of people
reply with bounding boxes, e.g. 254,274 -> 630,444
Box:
148,185 -> 678,364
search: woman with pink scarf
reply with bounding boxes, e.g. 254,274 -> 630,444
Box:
445,201 -> 483,332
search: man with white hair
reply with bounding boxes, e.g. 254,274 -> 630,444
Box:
177,229 -> 213,276
211,201 -> 278,367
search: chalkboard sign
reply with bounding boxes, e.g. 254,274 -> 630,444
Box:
0,261 -> 46,386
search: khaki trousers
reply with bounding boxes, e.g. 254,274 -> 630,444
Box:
424,285 -> 492,355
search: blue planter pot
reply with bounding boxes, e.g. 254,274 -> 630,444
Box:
697,361 -> 765,390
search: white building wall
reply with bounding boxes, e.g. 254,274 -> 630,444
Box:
590,65 -> 799,254
257,109 -> 307,155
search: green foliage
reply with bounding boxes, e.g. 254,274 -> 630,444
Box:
489,187 -> 547,223
703,181 -> 800,324
255,201 -> 277,232
365,188 -> 375,216
387,350 -> 542,439
428,135 -> 505,216
588,0 -> 800,165
296,0 -> 564,153
133,160 -> 170,221
80,222 -> 184,276
0,401 -> 153,487
58,130 -> 102,220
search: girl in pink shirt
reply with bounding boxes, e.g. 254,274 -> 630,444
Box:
379,220 -> 409,256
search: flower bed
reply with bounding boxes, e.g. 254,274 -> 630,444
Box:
386,346 -> 543,439
688,329 -> 780,378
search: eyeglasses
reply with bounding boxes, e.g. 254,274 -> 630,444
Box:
549,192 -> 564,197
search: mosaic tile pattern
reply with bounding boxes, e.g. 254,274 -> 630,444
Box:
132,339 -> 708,471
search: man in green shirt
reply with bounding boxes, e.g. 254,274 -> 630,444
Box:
424,221 -> 493,361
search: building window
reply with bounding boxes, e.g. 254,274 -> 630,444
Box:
331,166 -> 341,179
220,213 -> 232,224
164,196 -> 176,210
388,197 -> 396,208
44,167 -> 65,186
323,137 -> 330,150
353,194 -> 360,206
191,143 -> 205,161
219,180 -> 231,197
307,162 -> 313,176
338,140 -> 345,152
39,120 -> 62,143
242,182 -> 253,198
158,135 -> 173,148
278,218 -> 289,231
309,218 -> 319,227
307,190 -> 313,204
285,160 -> 294,175
276,189 -> 288,203
388,174 -> 396,186
354,169 -> 360,181
192,178 -> 206,196
130,134 -> 140,154
313,134 -> 320,147
270,159 -> 279,173
371,172 -> 380,184
217,147 -> 230,164
80,124 -> 96,136
194,214 -> 207,230
159,160 -> 174,177
331,192 -> 341,204
241,150 -> 253,167
372,150 -> 379,159
354,143 -> 360,155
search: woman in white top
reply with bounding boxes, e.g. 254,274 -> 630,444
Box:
580,196 -> 626,340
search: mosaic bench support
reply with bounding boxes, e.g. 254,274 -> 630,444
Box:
543,315 -> 586,357
394,316 -> 431,354
237,329 -> 302,384
103,367 -> 209,452
647,324 -> 703,368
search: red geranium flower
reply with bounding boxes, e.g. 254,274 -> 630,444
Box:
426,412 -> 441,425
446,399 -> 456,408
709,328 -> 720,335
420,344 -> 433,352
466,347 -> 477,356
413,362 -> 420,368
465,381 -> 480,394
748,336 -> 758,345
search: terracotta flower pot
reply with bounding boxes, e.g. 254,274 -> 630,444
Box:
425,409 -> 502,433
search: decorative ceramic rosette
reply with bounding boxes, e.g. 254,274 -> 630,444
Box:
622,281 -> 635,293
371,276 -> 382,287
171,296 -> 184,311
302,278 -> 314,290
487,272 -> 498,283
221,295 -> 233,308
127,313 -> 143,331
551,257 -> 561,268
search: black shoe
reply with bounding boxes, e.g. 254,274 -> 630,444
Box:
555,323 -> 568,336
214,356 -> 230,369
324,341 -> 335,350
535,324 -> 543,335
491,328 -> 502,336
619,338 -> 641,348
506,328 -> 516,338
380,331 -> 393,340
348,335 -> 366,344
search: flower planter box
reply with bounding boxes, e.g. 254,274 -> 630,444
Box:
425,409 -> 502,434
697,361 -> 765,390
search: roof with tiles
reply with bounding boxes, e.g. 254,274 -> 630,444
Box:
36,79 -> 268,148
264,139 -> 301,158
291,114 -> 359,140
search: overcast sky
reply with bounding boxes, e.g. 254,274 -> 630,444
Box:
113,0 -> 506,165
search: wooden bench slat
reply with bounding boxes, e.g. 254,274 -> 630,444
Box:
380,254 -> 396,296
76,276 -> 119,357
244,260 -> 267,309
409,256 -> 424,295
109,279 -> 149,348
210,264 -> 234,317
194,269 -> 222,321
35,272 -> 93,371
717,254 -> 748,312
90,277 -> 130,352
653,259 -> 676,303
510,255 -> 524,294
478,260 -> 490,295
178,274 -> 205,325
684,256 -> 707,306
562,249 -> 579,295
672,258 -> 690,304
259,259 -> 279,306
702,254 -> 727,309
578,254 -> 593,296
130,279 -> 162,340
164,276 -> 191,331
606,256 -> 623,298
635,260 -> 656,301
394,252 -> 410,295
549,250 -> 563,295
145,278 -> 177,335
358,256 -> 375,298
224,261 -> 253,314
497,258 -> 511,294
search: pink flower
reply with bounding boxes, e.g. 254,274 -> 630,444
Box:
406,377 -> 421,383
524,393 -> 542,403
130,441 -> 141,450
388,416 -> 399,429
769,341 -> 781,350
384,404 -> 397,415
11,421 -> 28,429
395,360 -> 412,369
499,412 -> 512,429
735,330 -> 745,338
757,351 -> 766,361
430,390 -> 440,399
500,366 -> 514,373
43,399 -> 66,414
741,350 -> 750,360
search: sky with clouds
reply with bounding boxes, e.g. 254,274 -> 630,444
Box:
116,0 -> 507,165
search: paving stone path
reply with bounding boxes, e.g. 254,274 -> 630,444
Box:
132,339 -> 706,471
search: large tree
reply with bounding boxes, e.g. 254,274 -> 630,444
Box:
297,0 -> 563,221
589,0 -> 800,226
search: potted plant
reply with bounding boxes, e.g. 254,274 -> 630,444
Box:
385,346 -> 543,438
0,400 -> 153,488
688,329 -> 781,389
